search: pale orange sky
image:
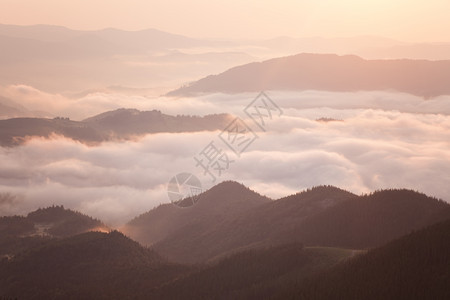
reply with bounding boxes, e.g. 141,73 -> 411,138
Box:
0,0 -> 449,42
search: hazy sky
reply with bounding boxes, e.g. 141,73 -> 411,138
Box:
0,0 -> 449,42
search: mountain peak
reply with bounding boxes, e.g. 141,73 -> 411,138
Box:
196,180 -> 271,207
123,181 -> 270,248
82,108 -> 143,122
273,185 -> 357,213
205,180 -> 254,193
24,205 -> 108,237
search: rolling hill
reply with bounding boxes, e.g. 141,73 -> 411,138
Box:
275,218 -> 450,300
288,189 -> 450,249
1,184 -> 449,299
149,244 -> 355,300
0,205 -> 108,258
122,181 -> 271,249
148,217 -> 450,300
167,53 -> 450,98
126,182 -> 450,264
0,108 -> 233,146
152,185 -> 356,263
0,231 -> 191,299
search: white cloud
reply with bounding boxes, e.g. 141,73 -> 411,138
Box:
1,90 -> 449,225
3,85 -> 450,120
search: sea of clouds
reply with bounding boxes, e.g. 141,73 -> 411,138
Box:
1,87 -> 449,226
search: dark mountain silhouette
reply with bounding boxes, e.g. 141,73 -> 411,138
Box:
274,218 -> 450,300
26,205 -> 108,237
0,205 -> 107,238
0,231 -> 191,299
123,181 -> 271,250
153,185 -> 355,263
150,244 -> 355,300
1,185 -> 449,299
2,205 -> 448,299
0,206 -> 108,258
83,108 -> 232,136
148,217 -> 450,300
288,189 -> 450,249
0,108 -> 233,146
0,117 -> 105,146
127,182 -> 450,264
167,53 -> 450,98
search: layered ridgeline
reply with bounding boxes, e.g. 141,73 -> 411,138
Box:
124,181 -> 450,264
149,217 -> 450,300
0,206 -> 189,299
0,24 -> 253,92
4,220 -> 449,299
272,218 -> 450,300
2,24 -> 450,94
168,53 -> 450,98
1,182 -> 450,299
0,108 -> 233,146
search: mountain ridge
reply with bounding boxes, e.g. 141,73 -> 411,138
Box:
1,183 -> 449,298
125,181 -> 450,263
274,217 -> 450,299
0,108 -> 233,146
147,217 -> 450,300
167,53 -> 450,98
123,180 -> 271,248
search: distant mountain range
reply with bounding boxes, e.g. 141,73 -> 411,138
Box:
1,182 -> 449,299
0,24 -> 217,55
0,24 -> 251,93
168,53 -> 450,98
0,108 -> 233,146
2,24 -> 450,93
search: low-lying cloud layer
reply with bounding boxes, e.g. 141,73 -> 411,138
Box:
1,90 -> 449,225
3,85 -> 450,121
